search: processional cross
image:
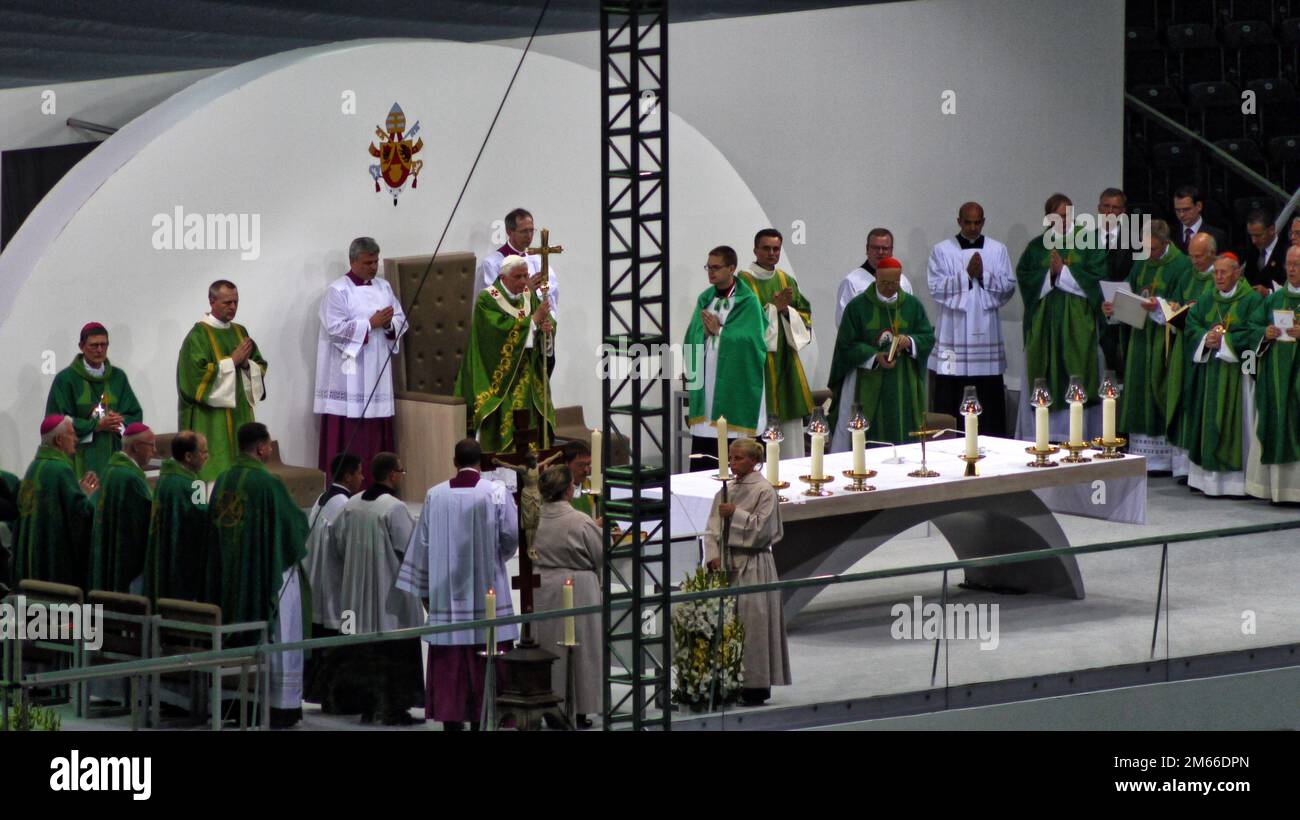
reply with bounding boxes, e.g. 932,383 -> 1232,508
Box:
526,229 -> 563,448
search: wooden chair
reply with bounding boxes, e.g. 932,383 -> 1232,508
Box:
84,590 -> 152,728
151,598 -> 268,731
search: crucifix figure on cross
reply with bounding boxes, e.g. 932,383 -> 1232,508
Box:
527,228 -> 562,449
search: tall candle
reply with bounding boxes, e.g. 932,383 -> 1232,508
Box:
1034,405 -> 1049,452
765,439 -> 780,484
717,416 -> 729,477
1102,397 -> 1116,442
811,432 -> 825,479
1068,401 -> 1084,447
852,428 -> 866,473
486,588 -> 496,621
964,412 -> 978,459
589,429 -> 603,495
563,579 -> 576,646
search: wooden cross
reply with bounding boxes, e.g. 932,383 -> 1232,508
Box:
486,408 -> 562,646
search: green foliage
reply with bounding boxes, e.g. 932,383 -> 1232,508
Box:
671,566 -> 744,711
3,703 -> 63,731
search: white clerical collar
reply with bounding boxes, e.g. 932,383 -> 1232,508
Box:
877,291 -> 900,304
1287,282 -> 1300,295
202,313 -> 231,329
1158,244 -> 1170,260
1197,265 -> 1213,275
747,262 -> 777,281
84,361 -> 105,376
1218,284 -> 1237,296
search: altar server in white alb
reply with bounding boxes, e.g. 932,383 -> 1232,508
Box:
474,207 -> 560,318
835,227 -> 914,328
314,236 -> 407,484
926,202 -> 1016,435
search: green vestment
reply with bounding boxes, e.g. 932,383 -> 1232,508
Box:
1167,265 -> 1219,448
456,278 -> 557,453
177,319 -> 268,482
207,455 -> 310,630
828,286 -> 935,444
1117,246 -> 1192,437
1250,288 -> 1300,465
14,446 -> 95,588
143,459 -> 212,602
739,267 -> 815,422
1016,230 -> 1107,409
684,282 -> 768,434
45,355 -> 143,480
90,451 -> 153,592
1182,280 -> 1265,471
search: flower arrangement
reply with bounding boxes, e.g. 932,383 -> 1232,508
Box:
4,704 -> 62,731
671,566 -> 744,711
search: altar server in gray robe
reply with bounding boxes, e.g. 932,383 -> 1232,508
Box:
532,466 -> 604,728
334,452 -> 426,724
302,452 -> 362,710
705,437 -> 791,705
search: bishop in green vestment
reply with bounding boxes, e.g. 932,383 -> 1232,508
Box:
1247,245 -> 1300,502
1168,232 -> 1222,473
828,259 -> 935,445
143,432 -> 212,602
1183,254 -> 1265,496
207,423 -> 310,722
1107,223 -> 1192,469
14,415 -> 99,587
456,256 -> 556,453
684,247 -> 768,470
90,424 -> 156,593
45,323 -> 143,481
177,281 -> 268,482
739,229 -> 815,457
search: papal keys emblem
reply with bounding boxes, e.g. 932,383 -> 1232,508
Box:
368,103 -> 424,205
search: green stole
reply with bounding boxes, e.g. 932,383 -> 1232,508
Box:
738,266 -> 815,421
455,278 -> 556,452
177,319 -> 268,482
1182,280 -> 1265,471
684,281 -> 768,434
45,355 -> 143,480
14,446 -> 95,588
1251,287 -> 1300,465
1117,246 -> 1192,437
1015,229 -> 1106,408
90,451 -> 153,592
828,286 -> 935,444
144,459 -> 211,602
570,489 -> 595,518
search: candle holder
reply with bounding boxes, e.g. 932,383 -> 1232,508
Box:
957,453 -> 984,477
798,474 -> 834,496
1090,436 -> 1127,459
907,428 -> 942,478
841,469 -> 877,492
1061,442 -> 1092,463
1025,444 -> 1061,468
771,479 -> 791,503
556,641 -> 580,729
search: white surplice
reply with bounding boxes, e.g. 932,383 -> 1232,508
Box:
303,486 -> 351,630
925,236 -> 1015,377
313,275 -> 407,418
199,313 -> 266,409
335,490 -> 425,634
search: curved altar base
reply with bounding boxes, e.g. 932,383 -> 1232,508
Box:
776,491 -> 1083,622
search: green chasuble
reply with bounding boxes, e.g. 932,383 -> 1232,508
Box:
1182,280 -> 1265,472
45,355 -> 143,480
1167,265 -> 1219,447
1016,230 -> 1107,409
683,282 -> 768,434
14,446 -> 95,587
90,452 -> 153,592
456,278 -> 557,453
739,266 -> 815,421
143,459 -> 211,602
207,455 -> 310,630
828,286 -> 935,444
1251,288 -> 1300,465
1117,246 -> 1192,438
570,490 -> 595,518
177,319 -> 268,482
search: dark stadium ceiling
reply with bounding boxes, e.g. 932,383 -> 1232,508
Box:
0,0 -> 883,89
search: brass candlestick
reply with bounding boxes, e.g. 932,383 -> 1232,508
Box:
1061,441 -> 1092,463
841,469 -> 877,492
1025,444 -> 1061,468
957,453 -> 984,477
1090,436 -> 1127,459
798,474 -> 834,497
907,428 -> 942,478
770,479 -> 791,503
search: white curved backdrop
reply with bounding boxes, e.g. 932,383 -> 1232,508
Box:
0,40 -> 779,470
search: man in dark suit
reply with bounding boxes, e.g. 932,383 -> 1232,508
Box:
1171,185 -> 1228,254
1097,187 -> 1133,376
1243,208 -> 1284,295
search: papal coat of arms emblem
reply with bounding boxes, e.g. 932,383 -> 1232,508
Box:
369,103 -> 424,205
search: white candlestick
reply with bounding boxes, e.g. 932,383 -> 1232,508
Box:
589,429 -> 603,495
964,413 -> 978,459
811,432 -> 825,478
1069,401 -> 1084,447
852,428 -> 866,473
486,588 -> 496,621
765,440 -> 780,484
1035,405 -> 1049,451
1102,397 -> 1116,442
717,415 -> 729,478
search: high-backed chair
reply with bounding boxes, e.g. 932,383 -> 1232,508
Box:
84,590 -> 152,727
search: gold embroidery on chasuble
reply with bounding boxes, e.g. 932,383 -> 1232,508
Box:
213,490 -> 246,529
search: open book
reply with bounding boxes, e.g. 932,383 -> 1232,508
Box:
1156,297 -> 1192,330
1111,289 -> 1151,329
